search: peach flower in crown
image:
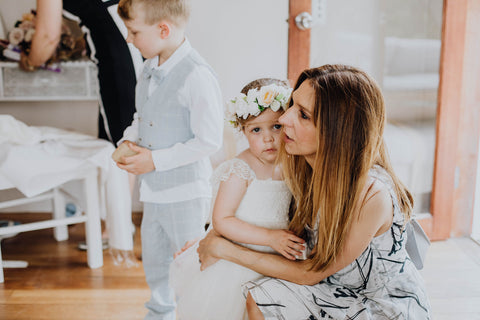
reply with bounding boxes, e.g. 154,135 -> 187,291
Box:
225,84 -> 292,127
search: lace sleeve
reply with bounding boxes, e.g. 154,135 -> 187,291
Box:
206,159 -> 255,223
211,158 -> 255,185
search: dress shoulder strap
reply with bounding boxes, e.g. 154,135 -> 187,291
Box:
369,165 -> 405,225
210,158 -> 256,185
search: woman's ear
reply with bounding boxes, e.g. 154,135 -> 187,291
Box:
158,22 -> 170,39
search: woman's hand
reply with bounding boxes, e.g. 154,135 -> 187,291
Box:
19,52 -> 37,72
268,229 -> 306,260
197,229 -> 228,271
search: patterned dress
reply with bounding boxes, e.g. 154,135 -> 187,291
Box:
169,158 -> 292,320
244,166 -> 432,319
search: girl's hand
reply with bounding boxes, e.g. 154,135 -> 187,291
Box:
268,229 -> 305,260
116,142 -> 155,175
197,229 -> 227,271
173,238 -> 199,259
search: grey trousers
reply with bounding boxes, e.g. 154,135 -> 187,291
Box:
142,198 -> 209,320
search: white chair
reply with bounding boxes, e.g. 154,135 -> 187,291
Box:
0,164 -> 103,283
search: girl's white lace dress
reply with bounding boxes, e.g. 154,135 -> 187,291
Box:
169,158 -> 292,320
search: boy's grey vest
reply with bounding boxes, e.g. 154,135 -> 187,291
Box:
135,49 -> 215,191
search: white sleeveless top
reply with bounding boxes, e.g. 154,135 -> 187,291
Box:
209,158 -> 291,252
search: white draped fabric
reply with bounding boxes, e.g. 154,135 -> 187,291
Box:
0,115 -> 133,251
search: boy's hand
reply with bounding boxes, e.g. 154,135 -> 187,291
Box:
112,141 -> 138,164
268,229 -> 305,260
116,142 -> 155,175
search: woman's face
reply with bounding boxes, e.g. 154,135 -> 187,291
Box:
279,80 -> 318,165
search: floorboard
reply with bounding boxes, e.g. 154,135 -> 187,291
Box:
0,212 -> 149,320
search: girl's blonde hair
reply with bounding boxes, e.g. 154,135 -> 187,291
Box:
279,65 -> 413,271
118,0 -> 190,26
234,78 -> 290,129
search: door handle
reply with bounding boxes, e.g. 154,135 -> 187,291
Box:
295,12 -> 313,30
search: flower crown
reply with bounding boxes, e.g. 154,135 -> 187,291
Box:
225,84 -> 293,127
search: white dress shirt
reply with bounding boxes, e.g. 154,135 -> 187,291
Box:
120,39 -> 224,203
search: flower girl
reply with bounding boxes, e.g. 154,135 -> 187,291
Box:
169,78 -> 304,320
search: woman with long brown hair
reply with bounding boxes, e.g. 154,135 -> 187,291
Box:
197,64 -> 431,319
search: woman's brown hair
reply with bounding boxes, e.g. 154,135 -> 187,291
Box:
279,64 -> 413,271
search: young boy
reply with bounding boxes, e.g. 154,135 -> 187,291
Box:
116,0 -> 223,319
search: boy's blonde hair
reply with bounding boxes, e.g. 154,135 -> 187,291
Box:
118,0 -> 190,26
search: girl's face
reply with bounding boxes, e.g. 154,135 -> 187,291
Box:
279,80 -> 318,165
243,108 -> 283,164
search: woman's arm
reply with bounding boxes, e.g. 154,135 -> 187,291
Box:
20,0 -> 63,70
212,172 -> 304,260
199,182 -> 393,285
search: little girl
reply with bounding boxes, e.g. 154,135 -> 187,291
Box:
169,78 -> 304,320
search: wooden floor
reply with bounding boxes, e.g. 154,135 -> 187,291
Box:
420,237 -> 480,320
0,213 -> 149,320
1,213 -> 480,319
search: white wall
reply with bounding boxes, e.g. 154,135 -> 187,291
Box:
0,0 -> 36,34
188,0 -> 289,159
188,0 -> 288,101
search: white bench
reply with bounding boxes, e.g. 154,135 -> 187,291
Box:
0,165 -> 103,283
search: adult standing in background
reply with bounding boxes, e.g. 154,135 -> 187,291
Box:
18,0 -> 142,257
19,0 -> 143,145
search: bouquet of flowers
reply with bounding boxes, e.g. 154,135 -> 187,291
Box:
0,10 -> 87,70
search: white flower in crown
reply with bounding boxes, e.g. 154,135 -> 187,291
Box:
246,101 -> 261,118
235,95 -> 251,119
257,85 -> 277,107
225,84 -> 293,127
225,100 -> 237,124
246,89 -> 257,104
270,99 -> 282,112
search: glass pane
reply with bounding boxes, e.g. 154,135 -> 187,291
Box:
310,0 -> 443,214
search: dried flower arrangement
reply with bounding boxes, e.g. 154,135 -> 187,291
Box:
0,10 -> 87,70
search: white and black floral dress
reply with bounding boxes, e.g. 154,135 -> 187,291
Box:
244,166 -> 432,319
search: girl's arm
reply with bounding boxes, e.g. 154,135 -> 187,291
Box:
199,181 -> 393,285
212,172 -> 304,260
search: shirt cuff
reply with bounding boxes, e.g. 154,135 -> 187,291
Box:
151,148 -> 174,172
